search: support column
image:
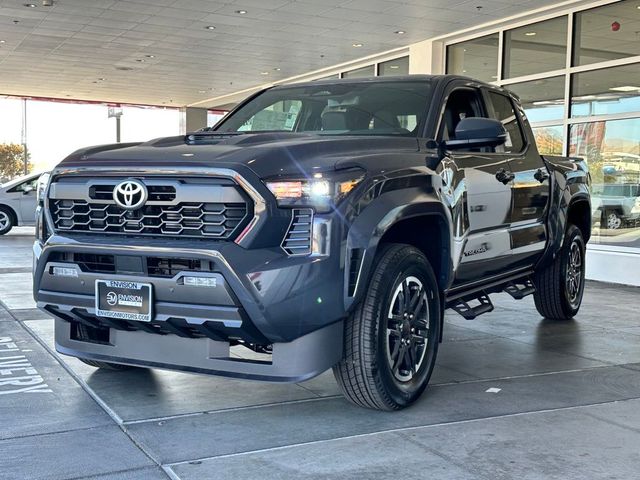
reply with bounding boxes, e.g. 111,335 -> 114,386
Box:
408,39 -> 445,75
180,107 -> 208,134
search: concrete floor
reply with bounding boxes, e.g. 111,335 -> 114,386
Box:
2,228 -> 640,479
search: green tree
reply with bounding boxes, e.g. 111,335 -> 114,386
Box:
0,143 -> 31,182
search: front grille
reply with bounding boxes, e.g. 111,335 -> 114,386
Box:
282,208 -> 313,256
48,176 -> 252,240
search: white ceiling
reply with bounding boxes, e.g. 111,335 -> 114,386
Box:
0,0 -> 561,107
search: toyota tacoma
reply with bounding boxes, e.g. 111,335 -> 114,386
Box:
33,75 -> 591,410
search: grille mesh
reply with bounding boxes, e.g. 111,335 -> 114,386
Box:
50,200 -> 248,239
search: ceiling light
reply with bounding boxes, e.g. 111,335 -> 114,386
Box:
525,31 -> 537,36
97,77 -> 105,81
136,59 -> 145,62
145,54 -> 155,58
352,43 -> 363,47
260,71 -> 270,75
23,3 -> 36,7
389,65 -> 399,69
198,90 -> 206,93
395,30 -> 405,34
205,25 -> 216,30
273,67 -> 281,71
0,40 -> 5,44
236,9 -> 247,14
609,85 -> 640,92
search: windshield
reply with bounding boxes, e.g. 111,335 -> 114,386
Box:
215,80 -> 432,137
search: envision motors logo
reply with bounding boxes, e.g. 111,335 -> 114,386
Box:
106,291 -> 118,306
113,179 -> 148,210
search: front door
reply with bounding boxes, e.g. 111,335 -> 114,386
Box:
437,86 -> 514,285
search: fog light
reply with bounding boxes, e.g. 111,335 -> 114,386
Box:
51,266 -> 78,277
183,276 -> 217,287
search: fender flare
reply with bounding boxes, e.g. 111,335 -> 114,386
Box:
343,186 -> 453,312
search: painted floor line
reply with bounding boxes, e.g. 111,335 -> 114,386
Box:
17,317 -> 126,426
6,308 -> 175,480
167,397 -> 640,467
161,465 -> 183,480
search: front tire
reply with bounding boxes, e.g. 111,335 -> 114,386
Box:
333,244 -> 441,411
0,207 -> 14,235
533,224 -> 586,320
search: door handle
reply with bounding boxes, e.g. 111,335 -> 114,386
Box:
534,168 -> 550,183
495,168 -> 515,185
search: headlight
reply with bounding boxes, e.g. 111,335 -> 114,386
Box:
265,169 -> 364,212
36,172 -> 51,205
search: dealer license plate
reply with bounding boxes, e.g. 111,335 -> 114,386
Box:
95,280 -> 153,322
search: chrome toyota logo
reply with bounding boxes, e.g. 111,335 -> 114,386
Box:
113,179 -> 148,210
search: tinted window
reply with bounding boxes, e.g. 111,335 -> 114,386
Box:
487,91 -> 525,153
446,34 -> 499,82
217,81 -> 432,136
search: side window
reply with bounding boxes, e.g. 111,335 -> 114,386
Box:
440,88 -> 486,143
487,91 -> 525,153
237,100 -> 302,132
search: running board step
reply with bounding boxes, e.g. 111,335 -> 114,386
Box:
504,279 -> 536,300
449,291 -> 494,320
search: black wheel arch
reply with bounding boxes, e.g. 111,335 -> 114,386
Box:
343,188 -> 452,314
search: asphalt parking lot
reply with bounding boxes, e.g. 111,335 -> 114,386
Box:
2,228 -> 640,480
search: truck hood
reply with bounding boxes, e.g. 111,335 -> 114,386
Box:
57,133 -> 421,178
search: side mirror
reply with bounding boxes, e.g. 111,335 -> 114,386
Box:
444,117 -> 507,150
22,185 -> 35,195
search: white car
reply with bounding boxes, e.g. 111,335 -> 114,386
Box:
0,172 -> 46,235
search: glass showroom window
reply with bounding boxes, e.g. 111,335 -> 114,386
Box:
531,126 -> 564,155
570,118 -> 640,246
571,63 -> 640,118
573,0 -> 640,67
446,33 -> 499,82
503,16 -> 568,79
508,76 -> 566,123
342,65 -> 375,78
379,56 -> 409,76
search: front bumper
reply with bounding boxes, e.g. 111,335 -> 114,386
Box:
33,235 -> 345,382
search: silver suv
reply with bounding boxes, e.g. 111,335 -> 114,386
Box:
0,172 -> 45,235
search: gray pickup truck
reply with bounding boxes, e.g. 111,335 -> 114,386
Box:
33,75 -> 591,410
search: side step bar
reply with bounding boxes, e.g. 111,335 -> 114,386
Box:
504,279 -> 536,300
445,273 -> 536,320
449,291 -> 494,320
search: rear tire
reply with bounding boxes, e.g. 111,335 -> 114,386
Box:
333,244 -> 441,411
75,324 -> 136,371
0,206 -> 14,235
533,224 -> 586,320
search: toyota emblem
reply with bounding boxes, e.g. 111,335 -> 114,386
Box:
113,179 -> 148,210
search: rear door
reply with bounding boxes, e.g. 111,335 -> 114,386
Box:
437,84 -> 514,285
484,89 -> 549,269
